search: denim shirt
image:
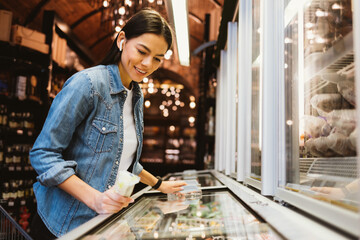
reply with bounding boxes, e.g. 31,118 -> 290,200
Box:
29,64 -> 144,237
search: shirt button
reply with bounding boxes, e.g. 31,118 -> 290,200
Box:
102,127 -> 106,131
120,138 -> 123,142
108,185 -> 111,189
116,161 -> 119,165
120,116 -> 123,119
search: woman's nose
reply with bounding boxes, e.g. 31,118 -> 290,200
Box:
141,56 -> 152,67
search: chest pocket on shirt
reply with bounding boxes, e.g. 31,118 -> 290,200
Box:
87,118 -> 118,153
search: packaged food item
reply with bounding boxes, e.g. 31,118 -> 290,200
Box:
337,80 -> 356,106
326,132 -> 355,156
312,137 -> 334,157
326,109 -> 356,136
114,171 -> 140,197
167,180 -> 202,202
310,93 -> 350,116
349,128 -> 357,151
302,115 -> 328,138
305,138 -> 326,157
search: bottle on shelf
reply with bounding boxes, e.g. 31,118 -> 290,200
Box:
0,140 -> 4,170
1,182 -> 10,205
27,75 -> 40,101
14,145 -> 22,172
15,76 -> 27,101
207,107 -> 215,136
5,146 -> 14,172
0,104 -> 8,127
208,76 -> 216,99
8,111 -> 17,129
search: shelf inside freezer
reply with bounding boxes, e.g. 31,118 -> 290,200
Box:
78,190 -> 283,240
304,31 -> 353,81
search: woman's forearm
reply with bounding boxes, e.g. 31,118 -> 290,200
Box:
138,169 -> 158,187
58,175 -> 100,211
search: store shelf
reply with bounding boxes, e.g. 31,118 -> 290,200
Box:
0,41 -> 49,71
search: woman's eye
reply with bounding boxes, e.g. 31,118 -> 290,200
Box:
154,57 -> 161,62
138,50 -> 146,55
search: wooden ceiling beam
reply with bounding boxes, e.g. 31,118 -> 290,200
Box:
24,0 -> 51,26
210,0 -> 222,8
71,7 -> 103,29
189,12 -> 203,24
190,34 -> 202,43
89,32 -> 113,49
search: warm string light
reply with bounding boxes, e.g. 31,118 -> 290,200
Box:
88,0 -> 166,34
140,77 -> 195,119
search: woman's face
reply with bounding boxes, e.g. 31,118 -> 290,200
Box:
118,32 -> 168,84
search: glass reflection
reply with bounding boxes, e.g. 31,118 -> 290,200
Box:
284,0 -> 359,212
251,0 -> 262,180
81,192 -> 283,239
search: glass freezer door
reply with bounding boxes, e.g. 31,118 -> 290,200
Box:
79,191 -> 282,240
248,0 -> 262,187
164,171 -> 224,188
280,0 -> 359,236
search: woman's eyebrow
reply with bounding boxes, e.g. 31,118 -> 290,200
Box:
138,43 -> 165,57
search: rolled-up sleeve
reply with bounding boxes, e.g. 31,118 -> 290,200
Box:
30,72 -> 93,187
133,162 -> 143,176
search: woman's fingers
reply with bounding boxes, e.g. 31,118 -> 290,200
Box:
106,188 -> 134,204
95,188 -> 134,214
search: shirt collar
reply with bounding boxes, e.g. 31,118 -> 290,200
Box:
107,64 -> 142,96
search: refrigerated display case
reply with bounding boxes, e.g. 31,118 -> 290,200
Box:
77,190 -> 284,240
58,170 -> 350,240
277,0 -> 360,236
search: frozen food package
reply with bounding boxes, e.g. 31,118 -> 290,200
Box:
313,137 -> 334,157
114,171 -> 140,197
321,122 -> 332,136
326,132 -> 355,156
167,184 -> 202,202
337,80 -> 356,106
349,128 -> 357,151
302,115 -> 328,138
305,138 -> 324,157
326,109 -> 356,136
305,137 -> 336,157
310,93 -> 350,116
183,179 -> 201,187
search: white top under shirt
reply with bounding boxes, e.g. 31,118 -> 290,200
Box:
117,87 -> 138,172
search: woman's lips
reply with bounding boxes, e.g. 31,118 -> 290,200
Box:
134,66 -> 146,75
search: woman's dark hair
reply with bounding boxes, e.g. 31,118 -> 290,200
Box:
100,8 -> 173,65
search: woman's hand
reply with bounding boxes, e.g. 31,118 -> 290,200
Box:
158,180 -> 187,194
310,186 -> 345,200
92,187 -> 134,214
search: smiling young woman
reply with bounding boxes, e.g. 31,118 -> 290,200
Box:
117,32 -> 168,87
29,9 -> 186,240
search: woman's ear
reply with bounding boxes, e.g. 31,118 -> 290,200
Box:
117,31 -> 126,52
